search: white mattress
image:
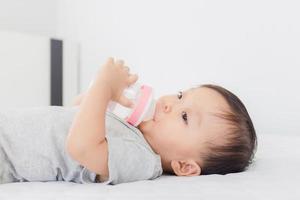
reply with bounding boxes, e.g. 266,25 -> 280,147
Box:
0,133 -> 299,200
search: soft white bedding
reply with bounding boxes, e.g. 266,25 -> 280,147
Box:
0,133 -> 299,200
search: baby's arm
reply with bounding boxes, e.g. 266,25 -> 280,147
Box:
71,93 -> 85,106
66,58 -> 138,182
66,72 -> 111,180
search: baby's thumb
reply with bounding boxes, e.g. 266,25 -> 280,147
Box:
118,95 -> 134,108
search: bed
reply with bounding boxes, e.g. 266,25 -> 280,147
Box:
0,133 -> 299,199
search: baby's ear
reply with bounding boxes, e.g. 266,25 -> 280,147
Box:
171,159 -> 201,176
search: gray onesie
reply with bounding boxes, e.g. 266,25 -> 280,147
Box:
0,106 -> 162,185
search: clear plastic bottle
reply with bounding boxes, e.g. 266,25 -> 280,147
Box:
89,80 -> 156,127
108,82 -> 156,126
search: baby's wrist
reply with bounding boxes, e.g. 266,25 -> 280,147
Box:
89,77 -> 113,101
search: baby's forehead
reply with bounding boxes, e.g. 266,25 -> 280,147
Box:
184,88 -> 234,145
184,87 -> 232,131
185,87 -> 230,113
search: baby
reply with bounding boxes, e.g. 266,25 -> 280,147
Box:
0,57 -> 257,185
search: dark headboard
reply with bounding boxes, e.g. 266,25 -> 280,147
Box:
51,39 -> 63,106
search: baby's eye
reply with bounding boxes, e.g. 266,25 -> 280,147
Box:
177,91 -> 183,99
182,111 -> 188,125
177,91 -> 188,125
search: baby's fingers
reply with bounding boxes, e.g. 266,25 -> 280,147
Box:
106,57 -> 114,65
116,59 -> 124,66
118,95 -> 134,108
127,74 -> 139,86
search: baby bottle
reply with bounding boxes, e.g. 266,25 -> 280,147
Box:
108,82 -> 156,127
89,80 -> 156,127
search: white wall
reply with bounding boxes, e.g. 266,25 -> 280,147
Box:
0,31 -> 50,108
0,0 -> 58,36
0,30 -> 80,108
0,0 -> 80,107
50,0 -> 300,135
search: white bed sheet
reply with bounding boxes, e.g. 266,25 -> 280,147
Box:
0,133 -> 299,200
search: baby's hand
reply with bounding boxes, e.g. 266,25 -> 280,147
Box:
96,57 -> 138,108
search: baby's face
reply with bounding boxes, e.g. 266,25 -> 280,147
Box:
138,87 -> 230,164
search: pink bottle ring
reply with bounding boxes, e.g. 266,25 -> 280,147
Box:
126,85 -> 153,126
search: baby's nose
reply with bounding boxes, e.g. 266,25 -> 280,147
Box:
163,104 -> 171,113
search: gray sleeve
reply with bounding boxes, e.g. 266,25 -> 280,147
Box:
100,135 -> 162,185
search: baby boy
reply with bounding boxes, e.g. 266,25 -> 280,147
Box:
0,58 -> 257,184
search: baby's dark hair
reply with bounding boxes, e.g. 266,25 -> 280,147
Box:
196,84 -> 257,175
